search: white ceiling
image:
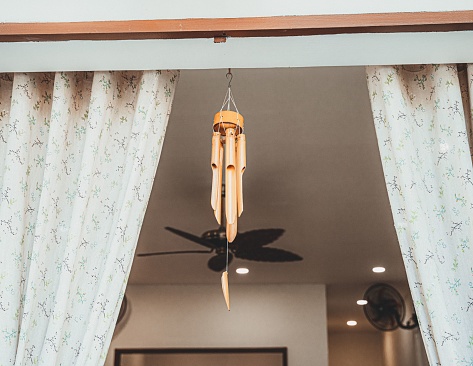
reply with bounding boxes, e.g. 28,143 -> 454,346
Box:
129,66 -> 408,332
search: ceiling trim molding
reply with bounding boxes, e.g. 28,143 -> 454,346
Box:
1,10 -> 473,42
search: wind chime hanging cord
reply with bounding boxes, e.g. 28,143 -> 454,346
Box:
226,70 -> 233,111
226,238 -> 229,273
221,71 -> 242,126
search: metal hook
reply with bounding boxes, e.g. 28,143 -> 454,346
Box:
226,68 -> 233,88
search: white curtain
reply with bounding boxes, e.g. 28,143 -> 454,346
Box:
366,65 -> 473,365
0,70 -> 178,365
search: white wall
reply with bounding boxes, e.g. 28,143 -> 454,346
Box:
106,284 -> 328,366
2,32 -> 473,72
383,329 -> 428,366
382,283 -> 429,366
328,328 -> 428,366
328,331 -> 384,366
2,0 -> 473,22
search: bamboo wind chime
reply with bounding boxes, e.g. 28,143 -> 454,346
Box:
211,70 -> 246,311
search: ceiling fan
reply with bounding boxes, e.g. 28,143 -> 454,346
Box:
138,183 -> 303,272
137,226 -> 303,272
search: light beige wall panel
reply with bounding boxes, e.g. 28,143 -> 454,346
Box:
107,284 -> 328,366
328,331 -> 384,366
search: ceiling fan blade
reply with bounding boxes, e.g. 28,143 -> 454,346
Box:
137,249 -> 212,257
208,253 -> 234,272
235,247 -> 302,262
232,228 -> 285,248
165,226 -> 215,249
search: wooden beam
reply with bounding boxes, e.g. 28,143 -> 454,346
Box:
1,11 -> 473,42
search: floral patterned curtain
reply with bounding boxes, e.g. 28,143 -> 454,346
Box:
0,70 -> 178,365
366,65 -> 473,365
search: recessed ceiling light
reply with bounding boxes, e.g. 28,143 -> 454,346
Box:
236,267 -> 249,274
357,300 -> 368,305
347,320 -> 357,326
372,266 -> 385,273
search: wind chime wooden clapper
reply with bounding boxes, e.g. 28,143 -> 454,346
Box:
211,70 -> 246,311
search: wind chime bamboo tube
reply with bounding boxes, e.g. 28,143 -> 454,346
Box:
227,213 -> 237,244
236,133 -> 246,217
225,128 -> 238,243
225,128 -> 237,225
215,142 -> 224,225
211,132 -> 221,213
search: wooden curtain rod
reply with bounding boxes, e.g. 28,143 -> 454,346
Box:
1,11 -> 473,42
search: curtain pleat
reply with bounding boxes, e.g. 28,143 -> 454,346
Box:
366,65 -> 473,365
0,70 -> 179,365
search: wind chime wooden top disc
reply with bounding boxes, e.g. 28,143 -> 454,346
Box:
213,110 -> 244,135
